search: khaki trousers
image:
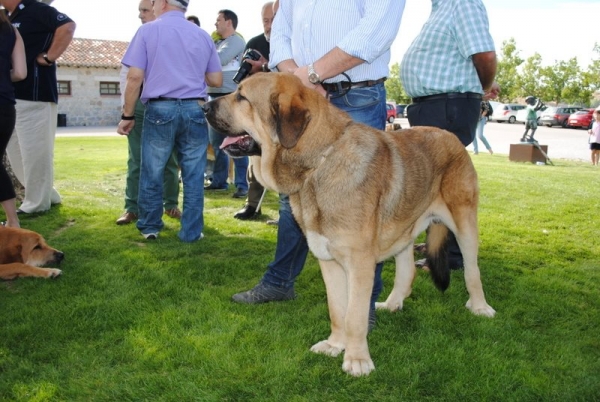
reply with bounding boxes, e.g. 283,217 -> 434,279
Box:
6,100 -> 61,213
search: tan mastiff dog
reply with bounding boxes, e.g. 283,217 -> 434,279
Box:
0,227 -> 63,280
203,72 -> 495,376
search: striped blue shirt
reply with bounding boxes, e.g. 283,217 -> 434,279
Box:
400,0 -> 495,98
269,0 -> 405,83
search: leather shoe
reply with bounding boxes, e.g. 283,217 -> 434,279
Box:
116,211 -> 137,225
233,204 -> 261,220
232,188 -> 248,198
164,207 -> 181,219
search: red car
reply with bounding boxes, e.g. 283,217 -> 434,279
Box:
386,103 -> 397,123
567,108 -> 595,128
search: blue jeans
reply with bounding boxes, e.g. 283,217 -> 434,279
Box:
473,116 -> 492,154
261,83 -> 387,310
208,94 -> 249,192
137,99 -> 208,242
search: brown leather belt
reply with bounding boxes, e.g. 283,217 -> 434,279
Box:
412,92 -> 482,103
321,77 -> 386,93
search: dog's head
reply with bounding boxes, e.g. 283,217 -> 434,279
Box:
0,227 -> 64,267
203,72 -> 319,157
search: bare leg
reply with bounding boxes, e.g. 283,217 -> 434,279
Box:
1,198 -> 19,228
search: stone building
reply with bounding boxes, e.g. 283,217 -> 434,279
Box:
56,38 -> 129,127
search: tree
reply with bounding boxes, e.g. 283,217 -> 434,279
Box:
539,58 -> 583,105
495,38 -> 523,103
384,63 -> 410,104
516,53 -> 544,100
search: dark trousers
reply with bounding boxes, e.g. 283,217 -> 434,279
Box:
407,97 -> 481,268
0,104 -> 16,202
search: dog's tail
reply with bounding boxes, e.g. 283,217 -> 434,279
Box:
425,223 -> 451,291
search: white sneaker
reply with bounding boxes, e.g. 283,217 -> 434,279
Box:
142,232 -> 158,240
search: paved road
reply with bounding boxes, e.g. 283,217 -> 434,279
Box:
57,119 -> 592,162
394,118 -> 590,162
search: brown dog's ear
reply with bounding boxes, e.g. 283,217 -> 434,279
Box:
271,91 -> 311,149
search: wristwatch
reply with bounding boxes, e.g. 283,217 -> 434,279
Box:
308,63 -> 321,85
43,53 -> 54,65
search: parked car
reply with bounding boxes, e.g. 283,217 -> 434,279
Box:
386,103 -> 396,123
539,106 -> 582,127
515,104 -> 547,124
395,104 -> 407,117
567,108 -> 595,128
490,103 -> 525,123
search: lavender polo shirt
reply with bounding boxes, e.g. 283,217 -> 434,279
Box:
121,10 -> 221,103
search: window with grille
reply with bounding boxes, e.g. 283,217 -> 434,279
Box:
57,81 -> 71,95
99,81 -> 121,95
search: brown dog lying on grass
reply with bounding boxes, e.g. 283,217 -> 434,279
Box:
0,226 -> 63,280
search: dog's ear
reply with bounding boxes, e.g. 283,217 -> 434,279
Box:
271,91 -> 311,149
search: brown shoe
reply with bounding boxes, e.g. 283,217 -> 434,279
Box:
116,211 -> 137,225
164,207 -> 182,219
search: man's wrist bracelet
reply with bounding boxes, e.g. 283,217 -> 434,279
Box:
121,114 -> 135,121
261,63 -> 269,72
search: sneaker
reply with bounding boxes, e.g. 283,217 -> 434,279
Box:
232,282 -> 296,304
164,207 -> 182,219
142,232 -> 158,240
415,258 -> 430,272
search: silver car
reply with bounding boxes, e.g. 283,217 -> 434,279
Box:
539,106 -> 582,128
490,103 -> 526,124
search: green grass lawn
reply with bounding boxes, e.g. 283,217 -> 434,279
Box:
1,136 -> 599,401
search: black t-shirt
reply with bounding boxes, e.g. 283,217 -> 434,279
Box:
0,22 -> 17,105
8,0 -> 74,103
245,33 -> 270,64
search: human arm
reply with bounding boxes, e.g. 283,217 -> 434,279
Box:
205,71 -> 223,88
217,34 -> 246,66
10,28 -> 26,82
36,21 -> 76,66
271,0 -> 404,93
472,51 -> 497,93
116,67 -> 144,136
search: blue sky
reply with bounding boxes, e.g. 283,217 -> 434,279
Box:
48,0 -> 599,68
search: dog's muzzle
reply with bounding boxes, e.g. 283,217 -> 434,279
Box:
220,135 -> 261,158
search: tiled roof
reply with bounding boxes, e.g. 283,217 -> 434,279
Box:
57,38 -> 129,69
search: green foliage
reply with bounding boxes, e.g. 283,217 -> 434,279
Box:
0,137 -> 599,401
495,38 -> 524,103
384,63 -> 410,104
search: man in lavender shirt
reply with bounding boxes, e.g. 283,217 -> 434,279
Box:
117,0 -> 222,242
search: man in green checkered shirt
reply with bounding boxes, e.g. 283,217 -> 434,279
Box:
400,0 -> 499,271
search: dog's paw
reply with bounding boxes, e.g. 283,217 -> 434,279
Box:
46,269 -> 62,279
310,340 -> 344,357
375,300 -> 403,312
466,299 -> 495,317
342,356 -> 375,377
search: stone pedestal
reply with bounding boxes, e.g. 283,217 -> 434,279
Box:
509,143 -> 548,164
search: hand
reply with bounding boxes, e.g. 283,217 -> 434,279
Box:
246,55 -> 268,75
294,65 -> 327,97
36,53 -> 53,66
117,119 -> 135,136
483,82 -> 500,100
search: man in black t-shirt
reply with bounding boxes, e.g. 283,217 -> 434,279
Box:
1,0 -> 75,214
232,1 -> 275,221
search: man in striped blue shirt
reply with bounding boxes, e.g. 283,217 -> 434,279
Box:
232,0 -> 405,330
401,0 -> 499,271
